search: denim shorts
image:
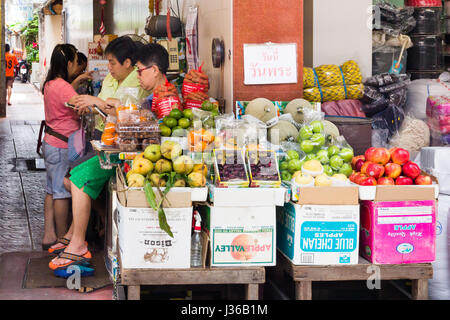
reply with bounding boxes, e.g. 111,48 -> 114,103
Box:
43,141 -> 72,199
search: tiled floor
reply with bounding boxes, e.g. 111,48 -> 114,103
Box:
0,81 -> 113,299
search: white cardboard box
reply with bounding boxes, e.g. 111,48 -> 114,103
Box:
117,198 -> 193,269
277,202 -> 360,265
208,185 -> 287,207
200,204 -> 276,267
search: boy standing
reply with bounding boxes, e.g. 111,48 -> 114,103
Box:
5,44 -> 19,106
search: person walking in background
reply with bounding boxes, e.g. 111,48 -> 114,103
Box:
5,44 -> 18,106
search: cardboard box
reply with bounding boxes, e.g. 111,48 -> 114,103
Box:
360,186 -> 437,264
208,184 -> 287,207
277,187 -> 360,265
116,167 -> 207,207
199,204 -> 276,267
117,198 -> 193,269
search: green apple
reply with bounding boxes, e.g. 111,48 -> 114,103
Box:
339,163 -> 353,177
281,170 -> 292,181
316,150 -> 329,165
300,140 -> 314,154
329,155 -> 344,171
310,120 -> 324,133
298,125 -> 313,140
288,159 -> 303,174
338,147 -> 354,163
280,161 -> 289,171
323,165 -> 334,176
286,150 -> 300,161
327,145 -> 340,158
310,133 -> 325,147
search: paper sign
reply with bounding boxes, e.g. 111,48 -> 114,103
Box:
244,43 -> 297,85
88,42 -> 106,60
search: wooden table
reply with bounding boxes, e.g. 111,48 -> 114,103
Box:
277,251 -> 433,300
117,265 -> 266,300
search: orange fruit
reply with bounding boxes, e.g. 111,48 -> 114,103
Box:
202,130 -> 215,143
104,122 -> 116,134
101,132 -> 115,146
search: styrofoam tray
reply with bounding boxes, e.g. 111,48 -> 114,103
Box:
127,186 -> 208,202
351,182 -> 439,200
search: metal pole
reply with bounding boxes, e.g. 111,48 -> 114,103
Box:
0,0 -> 6,118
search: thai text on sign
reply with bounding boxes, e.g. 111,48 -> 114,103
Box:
243,42 -> 297,85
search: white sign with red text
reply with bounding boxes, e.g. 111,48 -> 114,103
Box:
243,42 -> 297,85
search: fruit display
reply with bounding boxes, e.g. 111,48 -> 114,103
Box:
350,147 -> 433,186
246,149 -> 281,187
160,108 -> 193,137
294,120 -> 354,178
124,140 -> 207,189
116,120 -> 161,151
213,148 -> 250,187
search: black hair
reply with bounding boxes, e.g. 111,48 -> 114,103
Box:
135,43 -> 169,75
77,52 -> 87,67
5,44 -> 10,52
105,36 -> 138,65
42,43 -> 77,94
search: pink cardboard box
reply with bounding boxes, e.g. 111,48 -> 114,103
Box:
360,200 -> 436,264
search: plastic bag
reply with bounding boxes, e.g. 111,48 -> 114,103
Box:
389,115 -> 431,159
152,78 -> 182,118
363,73 -> 410,88
406,78 -> 450,120
371,105 -> 405,141
116,88 -> 141,124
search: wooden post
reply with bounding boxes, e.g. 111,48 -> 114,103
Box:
245,284 -> 259,300
127,285 -> 140,300
411,279 -> 429,300
295,281 -> 312,300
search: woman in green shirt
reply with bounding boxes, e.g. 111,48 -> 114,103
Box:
48,36 -> 150,268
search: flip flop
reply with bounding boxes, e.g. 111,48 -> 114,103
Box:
47,238 -> 71,254
48,250 -> 92,271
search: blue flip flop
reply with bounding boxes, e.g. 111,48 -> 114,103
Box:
54,265 -> 95,279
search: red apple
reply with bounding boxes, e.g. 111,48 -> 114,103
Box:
396,176 -> 413,185
360,176 -> 377,186
389,147 -> 398,157
402,161 -> 421,180
415,175 -> 432,185
391,148 -> 410,166
384,162 -> 402,179
361,161 -> 373,175
371,148 -> 391,165
349,172 -> 358,183
351,155 -> 365,170
366,163 -> 385,179
364,147 -> 377,162
354,173 -> 368,185
355,159 -> 365,172
377,177 -> 395,185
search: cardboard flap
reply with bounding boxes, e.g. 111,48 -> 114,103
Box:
375,186 -> 435,201
116,167 -> 192,208
297,187 -> 359,205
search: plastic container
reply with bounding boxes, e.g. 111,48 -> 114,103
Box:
407,35 -> 443,71
247,149 -> 281,188
190,212 -> 203,268
411,7 -> 442,35
116,121 -> 161,139
290,177 -> 314,202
